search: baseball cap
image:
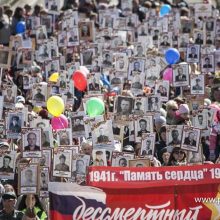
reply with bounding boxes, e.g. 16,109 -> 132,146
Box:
2,192 -> 17,200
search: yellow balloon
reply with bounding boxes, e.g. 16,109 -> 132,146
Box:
47,96 -> 64,117
49,72 -> 59,82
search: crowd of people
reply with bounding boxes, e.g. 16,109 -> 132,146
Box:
0,0 -> 220,219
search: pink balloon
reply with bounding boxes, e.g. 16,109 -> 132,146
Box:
51,114 -> 69,130
163,67 -> 173,83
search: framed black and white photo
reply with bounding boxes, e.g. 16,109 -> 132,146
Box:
23,75 -> 31,90
67,28 -> 79,46
53,148 -> 72,178
172,64 -> 189,87
159,33 -> 172,48
190,74 -> 205,95
133,97 -> 146,115
166,125 -> 183,147
36,43 -> 51,63
71,115 -> 86,138
0,120 -> 6,139
58,31 -> 67,47
186,44 -> 200,63
145,56 -> 161,81
81,49 -> 94,67
92,149 -> 107,166
79,21 -> 94,42
72,154 -> 90,184
102,51 -> 113,68
201,54 -> 215,73
141,133 -> 156,157
92,120 -> 114,149
18,163 -> 39,195
3,85 -> 17,108
214,50 -> 220,72
36,26 -> 48,43
194,31 -> 204,45
192,110 -> 208,130
0,151 -> 16,179
39,149 -> 51,168
146,95 -> 161,112
115,53 -> 128,72
110,72 -> 123,86
0,47 -> 11,68
155,80 -> 169,102
40,167 -> 49,197
134,43 -> 145,57
57,129 -> 72,146
178,34 -> 189,49
129,159 -> 151,167
21,128 -> 42,158
181,126 -> 201,152
128,59 -> 145,79
134,116 -> 153,142
111,152 -> 135,167
41,14 -> 53,34
6,112 -> 24,139
181,19 -> 193,34
114,96 -> 134,115
32,84 -> 47,106
87,74 -> 101,94
131,73 -> 144,96
187,146 -> 203,164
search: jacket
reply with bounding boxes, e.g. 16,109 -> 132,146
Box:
23,207 -> 47,220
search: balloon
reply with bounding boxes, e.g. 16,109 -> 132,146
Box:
51,114 -> 69,130
49,72 -> 59,82
72,70 -> 87,91
165,48 -> 180,65
86,97 -> 105,117
79,66 -> 89,75
160,4 -> 171,16
47,96 -> 64,117
163,68 -> 173,83
16,21 -> 26,34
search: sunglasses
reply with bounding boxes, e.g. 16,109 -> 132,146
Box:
174,151 -> 185,155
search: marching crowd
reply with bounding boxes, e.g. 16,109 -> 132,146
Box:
0,0 -> 220,219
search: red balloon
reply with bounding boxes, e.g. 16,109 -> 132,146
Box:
72,70 -> 87,91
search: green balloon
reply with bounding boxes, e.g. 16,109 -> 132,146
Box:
86,98 -> 105,117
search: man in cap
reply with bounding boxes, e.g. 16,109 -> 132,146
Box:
0,192 -> 23,220
93,151 -> 105,166
34,88 -> 45,102
9,116 -> 21,133
192,78 -> 203,91
55,154 -> 70,171
0,155 -> 13,173
133,101 -> 144,114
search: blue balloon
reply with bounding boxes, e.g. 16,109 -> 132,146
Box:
165,48 -> 180,65
16,21 -> 26,34
160,4 -> 171,16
